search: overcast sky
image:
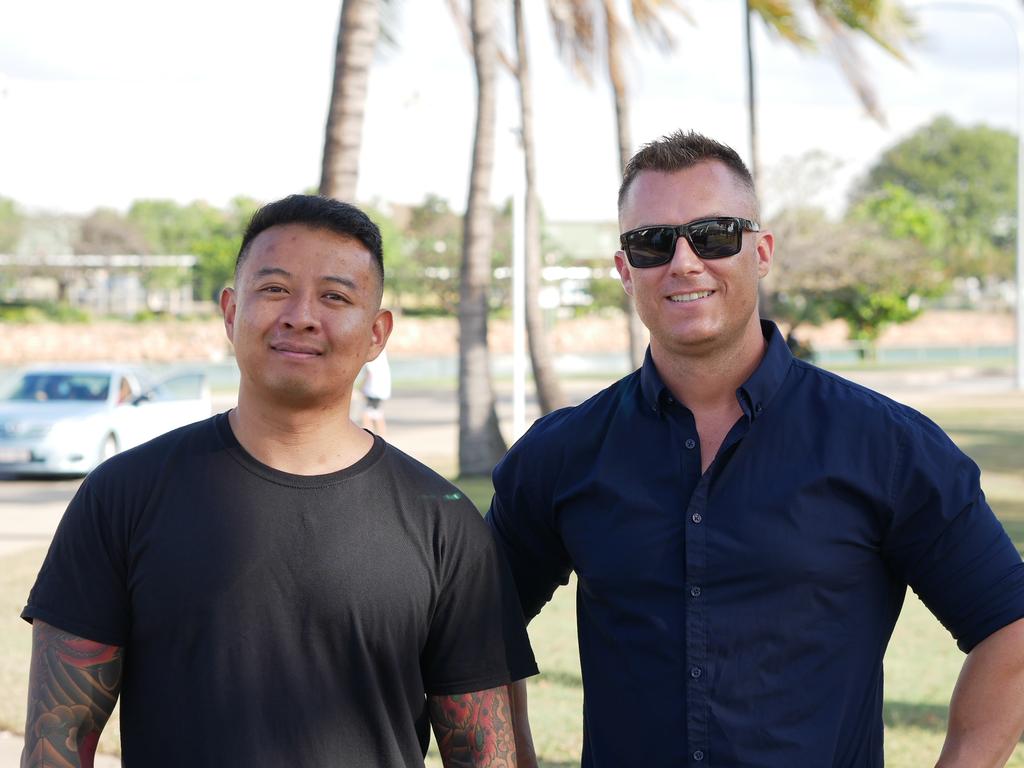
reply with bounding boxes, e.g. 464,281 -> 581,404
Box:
0,0 -> 1019,223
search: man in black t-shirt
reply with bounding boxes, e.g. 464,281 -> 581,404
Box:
21,195 -> 536,768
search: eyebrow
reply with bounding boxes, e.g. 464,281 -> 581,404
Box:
252,267 -> 358,290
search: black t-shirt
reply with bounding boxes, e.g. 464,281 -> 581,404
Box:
24,413 -> 537,767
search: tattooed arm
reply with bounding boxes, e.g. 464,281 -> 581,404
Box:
21,620 -> 123,768
428,685 -> 517,768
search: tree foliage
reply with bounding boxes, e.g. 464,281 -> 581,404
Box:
0,197 -> 22,253
126,197 -> 261,301
854,116 -> 1017,278
74,208 -> 150,255
770,148 -> 949,351
392,195 -> 463,314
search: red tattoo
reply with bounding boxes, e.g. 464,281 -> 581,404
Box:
428,686 -> 516,767
22,621 -> 122,768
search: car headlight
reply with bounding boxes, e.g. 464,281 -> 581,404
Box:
0,420 -> 54,439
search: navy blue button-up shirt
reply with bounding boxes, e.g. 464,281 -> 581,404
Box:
487,321 -> 1024,767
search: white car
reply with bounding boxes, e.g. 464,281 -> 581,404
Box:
0,365 -> 211,476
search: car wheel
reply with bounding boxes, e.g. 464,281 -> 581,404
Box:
99,434 -> 119,464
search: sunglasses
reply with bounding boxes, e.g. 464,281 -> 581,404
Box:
619,217 -> 760,268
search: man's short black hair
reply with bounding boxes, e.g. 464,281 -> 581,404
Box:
236,194 -> 384,286
618,130 -> 758,218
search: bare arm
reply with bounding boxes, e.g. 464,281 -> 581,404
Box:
508,680 -> 537,768
936,617 -> 1024,768
428,685 -> 517,767
21,620 -> 123,768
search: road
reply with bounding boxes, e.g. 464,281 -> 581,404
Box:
1,366 -> 1016,558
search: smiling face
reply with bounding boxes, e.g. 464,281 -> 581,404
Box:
615,161 -> 773,361
220,223 -> 392,412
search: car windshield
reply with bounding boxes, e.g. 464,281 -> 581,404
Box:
5,373 -> 112,402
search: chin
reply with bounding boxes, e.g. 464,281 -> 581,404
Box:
255,376 -> 330,407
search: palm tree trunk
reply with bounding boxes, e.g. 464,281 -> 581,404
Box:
604,0 -> 647,370
319,0 -> 380,201
513,0 -> 566,414
458,0 -> 507,477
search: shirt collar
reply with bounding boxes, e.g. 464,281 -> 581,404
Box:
639,346 -> 668,413
736,320 -> 793,421
639,320 -> 793,419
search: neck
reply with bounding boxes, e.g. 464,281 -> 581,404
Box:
228,387 -> 373,475
651,320 -> 767,413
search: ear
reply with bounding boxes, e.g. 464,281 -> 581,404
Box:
220,287 -> 237,343
366,309 -> 394,361
614,251 -> 635,297
755,230 -> 774,279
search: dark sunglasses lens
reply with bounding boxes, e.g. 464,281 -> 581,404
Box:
627,228 -> 675,267
688,219 -> 742,258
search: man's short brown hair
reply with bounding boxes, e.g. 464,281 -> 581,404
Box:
618,130 -> 758,217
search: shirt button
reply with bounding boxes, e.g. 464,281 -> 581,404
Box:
690,666 -> 702,679
685,438 -> 696,450
754,402 -> 763,414
693,750 -> 705,761
691,512 -> 702,524
690,586 -> 701,597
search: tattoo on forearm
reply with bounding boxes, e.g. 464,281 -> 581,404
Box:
429,686 -> 517,768
22,621 -> 123,768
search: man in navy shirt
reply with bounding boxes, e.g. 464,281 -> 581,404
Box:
488,131 -> 1024,767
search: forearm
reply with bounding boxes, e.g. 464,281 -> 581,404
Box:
428,685 -> 517,767
22,620 -> 123,768
508,680 -> 537,768
936,618 -> 1024,768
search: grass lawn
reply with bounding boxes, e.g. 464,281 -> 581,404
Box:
2,391 -> 1022,766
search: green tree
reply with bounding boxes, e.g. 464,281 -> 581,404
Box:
403,197 -> 461,313
74,208 -> 150,255
127,197 -> 260,302
362,202 -> 413,309
0,197 -> 22,253
771,196 -> 946,354
854,116 -> 1017,278
848,181 -> 948,249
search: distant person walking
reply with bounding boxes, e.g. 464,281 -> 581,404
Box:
360,349 -> 391,437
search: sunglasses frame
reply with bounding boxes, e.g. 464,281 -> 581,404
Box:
619,217 -> 760,268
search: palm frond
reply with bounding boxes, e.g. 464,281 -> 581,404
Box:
811,0 -> 915,62
629,0 -> 691,52
548,0 -> 599,85
816,11 -> 887,125
748,0 -> 812,46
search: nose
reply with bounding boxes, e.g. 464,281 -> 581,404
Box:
280,291 -> 320,331
669,234 -> 705,275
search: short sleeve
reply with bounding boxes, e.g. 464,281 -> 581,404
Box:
421,500 -> 537,695
883,411 -> 1024,652
486,423 -> 573,622
22,475 -> 130,646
